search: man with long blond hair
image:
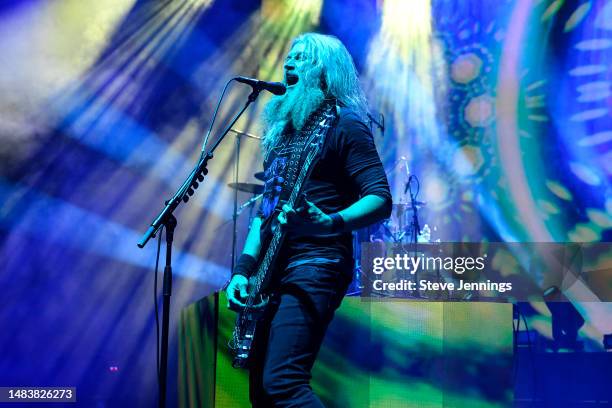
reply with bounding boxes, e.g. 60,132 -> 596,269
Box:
227,33 -> 392,407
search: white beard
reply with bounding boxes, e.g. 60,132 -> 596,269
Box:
262,74 -> 325,154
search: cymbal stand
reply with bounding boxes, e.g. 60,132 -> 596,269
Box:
407,174 -> 423,298
231,132 -> 241,275
229,129 -> 264,273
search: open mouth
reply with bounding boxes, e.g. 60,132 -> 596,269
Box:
285,73 -> 299,87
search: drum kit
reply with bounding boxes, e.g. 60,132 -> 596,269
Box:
348,157 -> 444,297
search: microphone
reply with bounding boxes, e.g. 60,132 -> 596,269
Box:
234,76 -> 286,95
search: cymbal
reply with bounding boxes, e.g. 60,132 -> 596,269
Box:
228,182 -> 264,194
254,171 -> 265,181
229,129 -> 262,140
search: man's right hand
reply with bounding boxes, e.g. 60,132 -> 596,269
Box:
226,274 -> 249,310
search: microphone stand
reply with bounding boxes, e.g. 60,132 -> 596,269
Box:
137,87 -> 262,408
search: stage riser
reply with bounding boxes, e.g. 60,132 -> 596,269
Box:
179,293 -> 513,407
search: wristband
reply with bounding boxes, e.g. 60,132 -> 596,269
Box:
329,212 -> 345,233
233,254 -> 257,278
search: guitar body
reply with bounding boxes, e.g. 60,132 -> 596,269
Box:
230,107 -> 337,369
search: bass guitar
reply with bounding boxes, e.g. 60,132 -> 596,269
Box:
229,106 -> 337,369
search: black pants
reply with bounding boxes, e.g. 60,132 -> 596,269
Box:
249,262 -> 352,407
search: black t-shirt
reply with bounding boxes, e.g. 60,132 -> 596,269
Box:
258,106 -> 391,270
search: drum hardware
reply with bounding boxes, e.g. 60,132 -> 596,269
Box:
214,190 -> 262,232
229,129 -> 262,274
237,193 -> 263,215
228,182 -> 264,195
229,128 -> 262,140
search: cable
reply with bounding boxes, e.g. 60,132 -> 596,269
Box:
176,78 -> 236,205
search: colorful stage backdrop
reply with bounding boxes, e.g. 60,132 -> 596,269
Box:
0,0 -> 610,406
179,294 -> 513,408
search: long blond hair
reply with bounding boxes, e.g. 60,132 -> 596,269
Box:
262,33 -> 368,155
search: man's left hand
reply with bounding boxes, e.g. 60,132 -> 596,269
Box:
277,199 -> 333,236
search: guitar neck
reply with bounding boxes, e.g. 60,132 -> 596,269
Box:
250,111 -> 334,292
